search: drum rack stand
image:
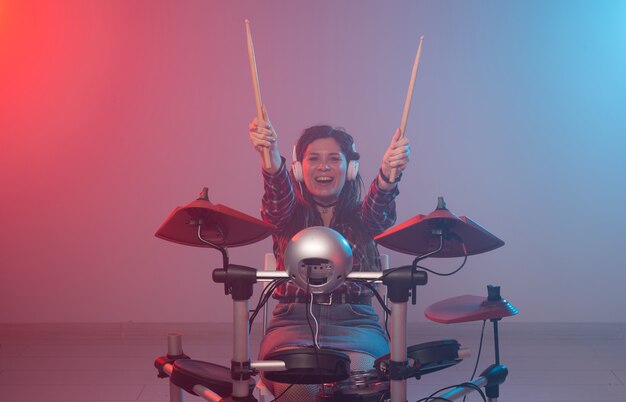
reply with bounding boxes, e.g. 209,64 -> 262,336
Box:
155,248 -> 509,401
210,262 -> 431,402
153,194 -> 513,402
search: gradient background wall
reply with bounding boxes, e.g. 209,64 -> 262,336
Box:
1,0 -> 625,323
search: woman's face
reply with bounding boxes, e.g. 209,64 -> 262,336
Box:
301,137 -> 348,204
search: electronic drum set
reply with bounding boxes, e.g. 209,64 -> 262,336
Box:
153,189 -> 518,402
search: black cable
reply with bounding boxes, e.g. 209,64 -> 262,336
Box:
249,278 -> 289,330
249,278 -> 276,319
250,279 -> 285,327
305,267 -> 325,394
458,382 -> 487,401
305,268 -> 317,347
414,322 -> 489,402
270,383 -> 296,402
412,254 -> 468,277
249,283 -> 272,325
462,320 -> 486,402
419,385 -> 467,402
255,278 -> 276,307
355,280 -> 391,338
415,396 -> 454,402
362,282 -> 391,315
371,256 -> 466,283
256,278 -> 289,315
415,381 -> 487,402
384,308 -> 390,340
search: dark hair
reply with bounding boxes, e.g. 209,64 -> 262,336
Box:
288,125 -> 380,272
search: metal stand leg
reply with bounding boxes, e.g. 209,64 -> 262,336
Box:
382,267 -> 428,402
213,265 -> 259,402
167,333 -> 184,402
390,301 -> 408,402
169,381 -> 184,402
486,285 -> 504,402
232,299 -> 251,399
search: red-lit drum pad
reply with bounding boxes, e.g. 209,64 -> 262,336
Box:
171,359 -> 255,397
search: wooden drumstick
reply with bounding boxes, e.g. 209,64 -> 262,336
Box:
245,19 -> 271,169
390,35 -> 424,183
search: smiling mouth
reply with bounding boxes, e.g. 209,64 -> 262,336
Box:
315,177 -> 334,183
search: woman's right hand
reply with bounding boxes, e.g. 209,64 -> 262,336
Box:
248,106 -> 281,172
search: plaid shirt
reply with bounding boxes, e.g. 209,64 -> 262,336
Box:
261,158 -> 398,298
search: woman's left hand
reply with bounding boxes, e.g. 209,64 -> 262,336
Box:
381,128 -> 411,180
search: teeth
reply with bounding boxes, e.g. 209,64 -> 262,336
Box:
316,177 -> 333,182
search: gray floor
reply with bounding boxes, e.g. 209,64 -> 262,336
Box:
1,322 -> 625,401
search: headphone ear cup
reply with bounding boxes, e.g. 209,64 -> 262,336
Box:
292,161 -> 303,182
347,160 -> 359,181
292,145 -> 303,182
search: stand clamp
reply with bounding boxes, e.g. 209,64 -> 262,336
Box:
212,264 -> 258,300
231,360 -> 253,381
154,352 -> 190,378
383,265 -> 428,304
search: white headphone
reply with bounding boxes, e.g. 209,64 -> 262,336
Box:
292,142 -> 359,182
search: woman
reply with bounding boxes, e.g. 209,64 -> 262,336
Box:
249,108 -> 410,400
